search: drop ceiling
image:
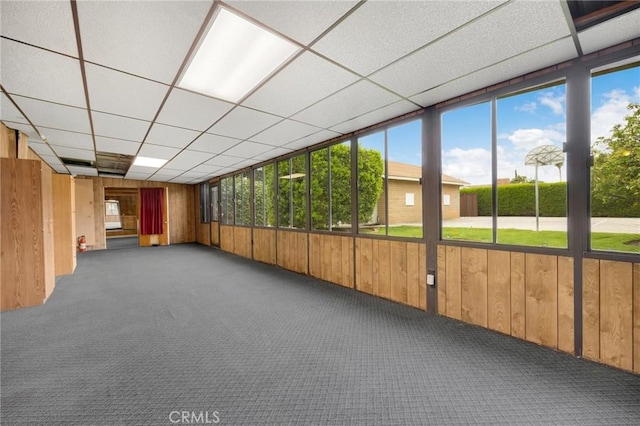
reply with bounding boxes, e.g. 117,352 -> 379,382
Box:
1,1 -> 638,184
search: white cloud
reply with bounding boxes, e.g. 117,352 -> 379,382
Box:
591,88 -> 638,142
539,92 -> 565,115
442,147 -> 491,185
507,128 -> 564,151
515,101 -> 537,113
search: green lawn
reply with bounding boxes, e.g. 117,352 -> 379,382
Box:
377,225 -> 640,253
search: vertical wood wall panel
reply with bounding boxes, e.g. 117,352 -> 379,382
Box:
557,256 -> 575,354
390,241 -> 408,304
342,236 -> 353,288
445,246 -> 462,320
582,258 -> 601,361
599,260 -> 633,371
52,175 -> 76,275
510,252 -> 526,339
525,254 -> 558,348
487,250 -> 511,334
419,244 -> 427,311
371,240 -> 379,296
437,245 -> 446,315
253,228 -> 276,265
220,225 -> 234,253
276,231 -> 307,274
461,248 -> 488,327
378,240 -> 391,300
406,243 -> 420,308
75,179 -> 95,247
634,263 -> 640,374
356,238 -> 372,294
234,227 -> 252,259
211,222 -> 219,246
309,234 -> 320,277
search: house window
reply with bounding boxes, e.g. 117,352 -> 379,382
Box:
310,141 -> 351,231
234,171 -> 250,226
278,154 -> 307,229
443,194 -> 451,206
405,193 -> 415,206
254,164 -> 275,227
199,182 -> 210,223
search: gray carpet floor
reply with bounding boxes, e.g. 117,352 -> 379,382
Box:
106,236 -> 139,250
1,243 -> 639,425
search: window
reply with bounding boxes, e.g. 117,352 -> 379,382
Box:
199,182 -> 210,223
590,61 -> 640,254
441,102 -> 491,242
496,81 -> 567,248
310,141 -> 352,231
210,184 -> 219,221
278,154 -> 307,229
358,119 -> 423,238
443,194 -> 451,206
234,172 -> 251,226
254,164 -> 275,227
220,176 -> 234,225
405,193 -> 415,206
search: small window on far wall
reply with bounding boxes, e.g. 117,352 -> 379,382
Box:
443,194 -> 451,206
405,193 -> 415,206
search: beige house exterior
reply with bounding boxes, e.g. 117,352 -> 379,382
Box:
374,161 -> 467,224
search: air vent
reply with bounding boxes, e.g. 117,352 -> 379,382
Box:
95,152 -> 135,177
60,157 -> 94,168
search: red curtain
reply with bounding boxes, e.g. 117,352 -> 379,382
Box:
140,188 -> 164,235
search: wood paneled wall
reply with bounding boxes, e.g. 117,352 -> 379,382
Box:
309,234 -> 354,288
52,174 -> 76,275
583,259 -> 640,373
211,222 -> 219,247
220,225 -> 234,252
75,179 -> 95,247
80,177 -> 195,249
277,230 -> 308,274
356,238 -> 426,310
233,227 -> 252,259
253,228 -> 276,265
437,246 -> 574,354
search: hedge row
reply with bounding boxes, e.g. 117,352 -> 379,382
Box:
460,182 -> 640,217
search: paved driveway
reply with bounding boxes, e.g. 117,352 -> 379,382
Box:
442,217 -> 639,234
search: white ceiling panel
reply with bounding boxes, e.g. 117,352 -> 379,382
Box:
164,150 -> 214,170
85,64 -> 169,121
249,119 -> 323,146
67,166 -> 98,177
39,128 -> 93,151
137,144 -> 181,160
1,93 -> 26,123
125,171 -> 153,180
208,107 -> 282,140
28,142 -> 57,158
127,165 -> 164,174
313,0 -> 505,76
283,129 -> 343,151
169,176 -> 195,184
1,39 -> 86,107
229,159 -> 257,169
243,52 -> 359,117
156,88 -> 234,131
410,38 -> 577,108
190,163 -> 224,173
1,1 -> 77,57
178,170 -> 209,179
39,155 -> 65,167
369,0 -> 571,97
147,172 -> 183,182
52,165 -> 70,174
251,147 -> 294,162
226,1 -> 358,45
330,100 -> 419,134
292,80 -> 401,128
11,96 -> 91,134
188,133 -> 240,154
77,1 -> 212,83
95,137 -> 141,156
578,8 -> 640,54
205,154 -> 244,167
2,121 -> 43,142
222,141 -> 273,158
145,123 -> 201,149
92,112 -> 150,142
50,145 -> 95,162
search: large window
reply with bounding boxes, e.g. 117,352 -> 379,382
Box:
278,154 -> 307,229
357,119 -> 423,238
210,184 -> 219,221
234,171 -> 251,226
496,82 -> 567,248
220,176 -> 234,225
590,61 -> 640,254
254,164 -> 275,227
310,141 -> 351,231
441,102 -> 492,242
199,182 -> 210,223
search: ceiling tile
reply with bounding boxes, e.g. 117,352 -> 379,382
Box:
249,119 -> 323,146
207,107 -> 282,140
38,128 -> 94,151
125,171 -> 153,180
137,144 -> 181,160
243,52 -> 359,117
205,154 -> 244,167
1,39 -> 86,107
188,133 -> 240,154
283,129 -> 343,151
578,8 -> 640,54
313,0 -> 505,76
229,159 -> 257,170
28,142 -> 57,158
164,150 -> 214,170
1,1 -> 77,56
95,137 -> 141,156
145,123 -> 201,149
410,38 -> 577,108
169,176 -> 194,184
51,164 -> 69,174
77,1 -> 212,83
251,147 -> 294,162
179,170 -> 209,179
10,96 -> 91,134
1,120 -> 43,142
127,165 -> 162,174
1,93 -> 26,123
292,80 -> 401,128
67,166 -> 98,177
221,141 -> 274,158
50,145 -> 95,162
190,164 -> 224,173
156,88 -> 234,131
92,111 -> 151,142
85,63 -> 169,121
226,1 -> 358,45
369,0 -> 571,97
39,155 -> 65,167
330,100 -> 419,134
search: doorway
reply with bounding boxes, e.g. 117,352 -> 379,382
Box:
104,187 -> 139,249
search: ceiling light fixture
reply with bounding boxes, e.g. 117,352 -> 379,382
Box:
178,7 -> 300,103
133,156 -> 168,168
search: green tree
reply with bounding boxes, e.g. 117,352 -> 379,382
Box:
357,144 -> 384,223
592,103 -> 640,212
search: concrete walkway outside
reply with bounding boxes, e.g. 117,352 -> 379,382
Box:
442,217 -> 639,234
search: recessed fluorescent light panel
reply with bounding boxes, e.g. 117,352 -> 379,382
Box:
133,156 -> 167,168
178,7 -> 300,103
